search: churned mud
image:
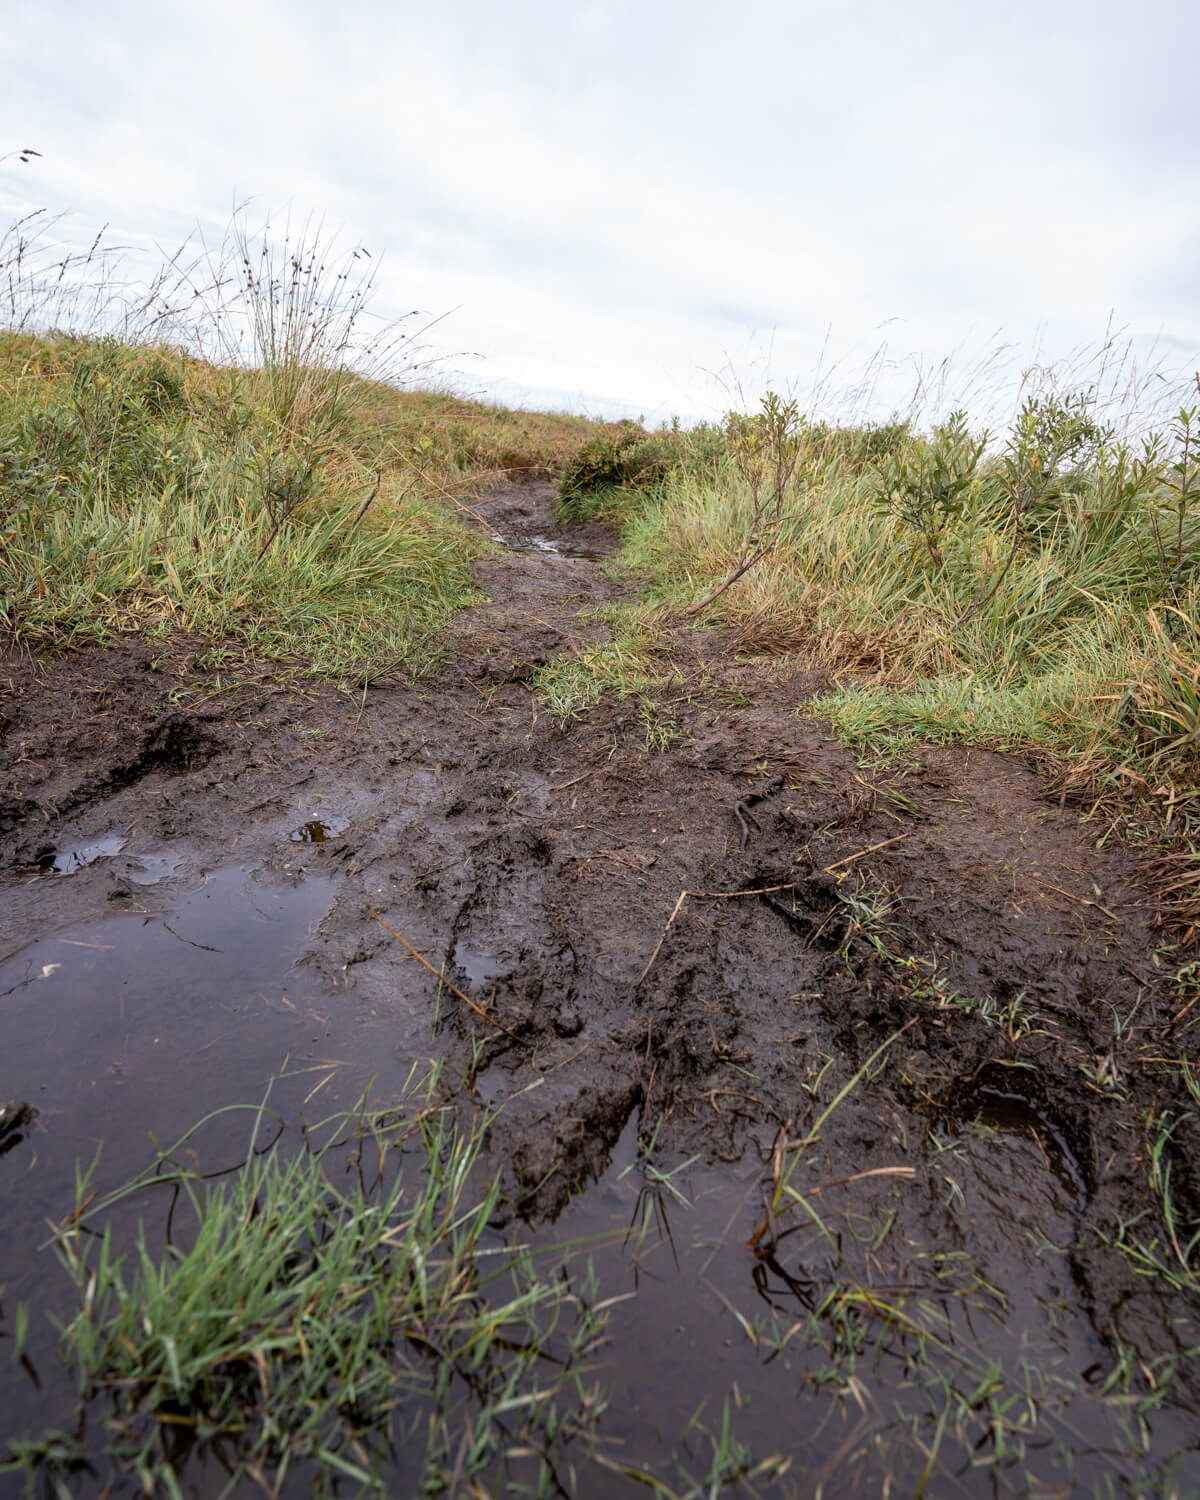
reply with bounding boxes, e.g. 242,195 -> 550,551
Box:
3,480 -> 1200,1494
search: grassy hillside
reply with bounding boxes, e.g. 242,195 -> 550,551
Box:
0,329 -> 612,674
0,209 -> 617,674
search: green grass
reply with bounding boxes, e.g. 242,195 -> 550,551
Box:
0,327 -> 618,675
2,1071 -> 798,1499
4,1069 -> 610,1497
594,386 -> 1200,813
0,207 -> 618,675
0,363 -> 478,673
531,603 -> 682,737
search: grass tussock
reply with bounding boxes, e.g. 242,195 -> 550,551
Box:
5,1070 -> 608,1496
0,211 -> 614,673
5,1073 -> 790,1498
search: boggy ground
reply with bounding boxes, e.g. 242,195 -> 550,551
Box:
4,481 -> 1200,1476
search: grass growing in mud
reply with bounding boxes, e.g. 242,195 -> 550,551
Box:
0,211 -> 614,674
532,602 -> 683,745
0,334 -> 481,674
3,1072 -> 800,1500
615,386 -> 1200,788
728,1026 -> 1200,1499
550,374 -> 1200,912
4,1069 -> 611,1497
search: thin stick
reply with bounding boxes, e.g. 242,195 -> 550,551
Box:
637,891 -> 690,985
794,1165 -> 916,1198
348,468 -> 383,531
638,1060 -> 659,1133
1038,882 -> 1119,922
824,834 -> 907,872
637,883 -> 811,985
371,912 -> 528,1046
549,769 -> 600,794
1172,990 -> 1200,1027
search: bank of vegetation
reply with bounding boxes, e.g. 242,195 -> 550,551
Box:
0,211 -> 612,675
5,202 -> 1200,1495
557,377 -> 1200,914
5,208 -> 1199,859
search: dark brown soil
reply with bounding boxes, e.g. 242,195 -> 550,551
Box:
3,480 -> 1200,1437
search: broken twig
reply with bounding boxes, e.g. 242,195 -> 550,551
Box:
824,834 -> 907,873
637,883 -> 805,986
371,911 -> 529,1046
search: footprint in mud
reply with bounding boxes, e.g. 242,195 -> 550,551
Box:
444,825 -> 577,1039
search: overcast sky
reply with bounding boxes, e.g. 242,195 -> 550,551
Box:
3,0 -> 1197,426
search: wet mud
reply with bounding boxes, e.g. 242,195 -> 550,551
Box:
3,480 -> 1200,1493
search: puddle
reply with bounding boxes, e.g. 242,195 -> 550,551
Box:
3,981 -> 1197,1496
0,866 -> 338,1103
289,815 -> 349,844
18,834 -> 183,886
499,531 -> 611,562
25,830 -> 127,874
507,1103 -> 1195,1499
453,938 -> 506,989
0,862 -> 434,1484
967,1082 -> 1088,1205
120,849 -> 184,884
0,872 -> 1192,1495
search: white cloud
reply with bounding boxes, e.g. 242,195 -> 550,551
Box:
3,0 -> 1196,422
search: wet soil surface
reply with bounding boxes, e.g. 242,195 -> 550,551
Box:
3,481 -> 1200,1495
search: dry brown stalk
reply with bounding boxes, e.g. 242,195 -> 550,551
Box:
637,883 -> 809,986
824,834 -> 908,873
371,911 -> 529,1046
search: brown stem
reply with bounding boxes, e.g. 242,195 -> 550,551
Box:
682,514 -> 794,618
349,469 -> 383,532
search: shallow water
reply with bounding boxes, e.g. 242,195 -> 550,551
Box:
520,1110 -> 1190,1498
289,815 -> 350,844
1,860 -> 1197,1496
23,830 -> 130,876
498,530 -> 613,562
0,865 -> 354,1461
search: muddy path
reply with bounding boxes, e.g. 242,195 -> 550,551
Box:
4,481 -> 1200,1493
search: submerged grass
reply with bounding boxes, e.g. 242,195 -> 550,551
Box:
4,1068 -> 610,1497
736,1034 -> 1200,1498
2,1072 -> 801,1500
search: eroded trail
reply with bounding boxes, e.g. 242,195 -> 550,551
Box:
3,481 -> 1199,1495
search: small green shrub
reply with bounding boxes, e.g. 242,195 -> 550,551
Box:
557,419 -> 678,517
870,410 -> 986,569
